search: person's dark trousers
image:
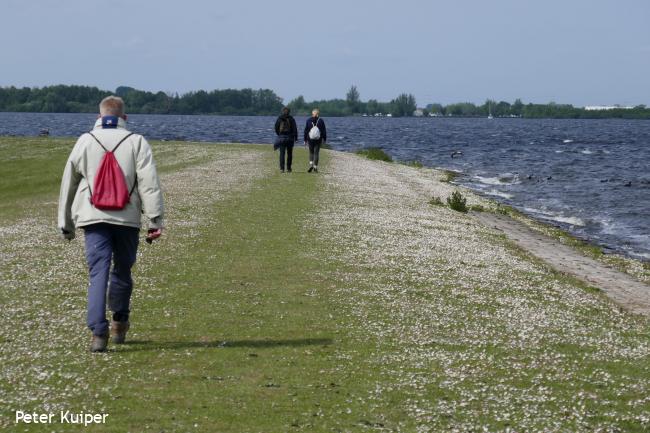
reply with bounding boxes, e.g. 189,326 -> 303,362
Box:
308,140 -> 321,166
83,223 -> 139,336
279,138 -> 294,171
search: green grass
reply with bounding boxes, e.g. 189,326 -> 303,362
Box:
355,147 -> 392,162
469,204 -> 486,212
440,169 -> 459,183
92,151 -> 383,431
0,137 -> 220,222
401,160 -> 423,168
0,139 -> 412,431
0,137 -> 73,220
1,137 -> 649,432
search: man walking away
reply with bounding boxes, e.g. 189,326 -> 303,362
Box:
304,108 -> 326,173
274,107 -> 298,172
58,96 -> 164,352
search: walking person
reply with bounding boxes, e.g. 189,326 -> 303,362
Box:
58,96 -> 164,352
304,108 -> 327,173
274,106 -> 298,173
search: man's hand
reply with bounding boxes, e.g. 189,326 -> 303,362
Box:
61,229 -> 75,241
146,228 -> 163,244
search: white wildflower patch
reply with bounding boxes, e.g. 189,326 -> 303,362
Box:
307,151 -> 650,431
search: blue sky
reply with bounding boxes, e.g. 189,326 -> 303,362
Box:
1,0 -> 649,106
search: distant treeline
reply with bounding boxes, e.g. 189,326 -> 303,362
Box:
430,99 -> 650,119
287,88 -> 417,117
0,85 -> 284,115
0,84 -> 649,119
0,84 -> 417,117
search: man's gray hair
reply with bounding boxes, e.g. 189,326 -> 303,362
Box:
99,96 -> 125,117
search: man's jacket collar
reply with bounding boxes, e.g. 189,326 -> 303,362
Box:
93,116 -> 128,130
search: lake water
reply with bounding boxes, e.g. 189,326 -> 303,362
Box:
1,112 -> 649,260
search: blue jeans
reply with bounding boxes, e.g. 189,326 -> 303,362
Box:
83,223 -> 139,336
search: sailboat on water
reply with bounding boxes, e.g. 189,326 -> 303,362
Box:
487,101 -> 494,119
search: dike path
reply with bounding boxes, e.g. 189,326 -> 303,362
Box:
1,139 -> 649,432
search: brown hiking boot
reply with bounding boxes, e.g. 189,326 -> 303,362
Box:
110,320 -> 130,344
90,333 -> 108,353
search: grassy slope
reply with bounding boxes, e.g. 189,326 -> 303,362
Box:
0,137 -> 649,432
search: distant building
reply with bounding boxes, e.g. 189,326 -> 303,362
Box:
584,105 -> 634,111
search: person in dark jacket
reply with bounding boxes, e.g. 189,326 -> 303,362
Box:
303,108 -> 326,173
274,107 -> 298,173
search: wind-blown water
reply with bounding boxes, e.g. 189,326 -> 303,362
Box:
1,112 -> 649,260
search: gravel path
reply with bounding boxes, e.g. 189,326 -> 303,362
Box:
474,212 -> 650,316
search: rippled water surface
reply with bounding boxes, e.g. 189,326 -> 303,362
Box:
1,112 -> 648,259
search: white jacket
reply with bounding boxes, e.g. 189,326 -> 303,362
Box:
58,118 -> 164,236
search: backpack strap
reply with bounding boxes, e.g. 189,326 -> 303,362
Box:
88,131 -> 134,153
87,132 -> 108,152
129,176 -> 138,197
113,132 -> 134,152
118,133 -> 137,197
87,131 -> 138,199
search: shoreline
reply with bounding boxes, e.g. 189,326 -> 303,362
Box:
473,211 -> 650,315
3,131 -> 648,266
428,166 -> 650,265
353,147 -> 650,314
479,188 -> 649,263
445,170 -> 650,287
400,159 -> 650,313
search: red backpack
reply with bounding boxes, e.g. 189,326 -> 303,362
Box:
88,132 -> 136,210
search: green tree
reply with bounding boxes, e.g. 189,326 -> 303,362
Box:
366,99 -> 380,115
390,93 -> 417,117
346,85 -> 361,114
288,95 -> 306,113
427,103 -> 444,115
115,86 -> 136,98
495,101 -> 511,117
482,99 -> 497,116
42,92 -> 67,113
511,98 -> 524,116
445,102 -> 478,116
